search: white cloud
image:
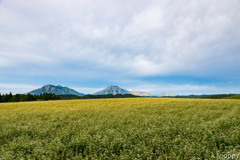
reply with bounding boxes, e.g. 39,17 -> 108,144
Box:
0,51 -> 55,68
0,0 -> 239,79
0,83 -> 40,94
131,84 -> 240,95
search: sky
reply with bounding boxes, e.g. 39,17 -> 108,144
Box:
0,0 -> 240,95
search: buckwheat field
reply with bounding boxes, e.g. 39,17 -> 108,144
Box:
1,98 -> 240,159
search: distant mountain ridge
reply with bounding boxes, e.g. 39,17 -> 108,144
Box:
130,91 -> 151,96
28,84 -> 175,97
28,84 -> 85,96
93,85 -> 175,97
93,85 -> 130,95
151,93 -> 176,97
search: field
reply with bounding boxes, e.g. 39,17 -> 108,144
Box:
0,98 -> 240,159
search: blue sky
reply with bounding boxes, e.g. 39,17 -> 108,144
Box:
0,0 -> 240,95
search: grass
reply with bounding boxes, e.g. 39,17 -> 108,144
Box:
225,95 -> 240,99
0,98 -> 240,159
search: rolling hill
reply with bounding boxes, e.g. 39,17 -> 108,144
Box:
27,84 -> 85,96
224,94 -> 240,99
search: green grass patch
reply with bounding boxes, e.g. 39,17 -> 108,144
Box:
225,94 -> 240,99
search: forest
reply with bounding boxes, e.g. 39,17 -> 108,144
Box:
0,93 -> 60,103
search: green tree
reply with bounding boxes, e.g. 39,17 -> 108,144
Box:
9,92 -> 13,99
8,92 -> 13,102
25,94 -> 34,101
42,94 -> 49,100
12,94 -> 21,102
2,93 -> 9,102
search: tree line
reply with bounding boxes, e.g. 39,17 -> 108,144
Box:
175,94 -> 237,99
0,93 -> 60,103
80,94 -> 139,99
59,94 -> 139,100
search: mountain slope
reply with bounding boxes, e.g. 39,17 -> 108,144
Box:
93,85 -> 130,95
28,84 -> 85,96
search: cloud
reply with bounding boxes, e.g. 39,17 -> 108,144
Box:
130,83 -> 240,95
0,83 -> 40,94
0,0 -> 240,93
1,1 -> 240,73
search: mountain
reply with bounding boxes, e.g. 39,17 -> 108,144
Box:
162,93 -> 176,97
93,85 -> 130,95
27,84 -> 85,96
93,85 -> 176,97
130,91 -> 151,96
129,91 -> 175,97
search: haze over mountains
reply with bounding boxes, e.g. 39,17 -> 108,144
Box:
27,84 -> 176,97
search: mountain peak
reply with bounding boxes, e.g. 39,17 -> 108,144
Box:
28,84 -> 85,96
107,85 -> 119,89
94,85 -> 130,95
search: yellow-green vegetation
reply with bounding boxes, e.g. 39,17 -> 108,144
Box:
225,94 -> 240,99
0,98 -> 240,159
